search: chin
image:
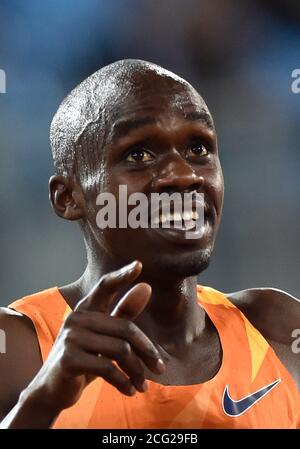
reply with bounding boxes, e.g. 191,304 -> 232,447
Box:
143,248 -> 212,280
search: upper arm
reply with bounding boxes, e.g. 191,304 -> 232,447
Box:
0,308 -> 43,420
227,288 -> 300,389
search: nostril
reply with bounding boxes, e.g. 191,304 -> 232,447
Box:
152,169 -> 205,192
158,186 -> 180,195
188,181 -> 205,193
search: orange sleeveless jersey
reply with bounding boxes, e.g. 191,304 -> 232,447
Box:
9,285 -> 300,429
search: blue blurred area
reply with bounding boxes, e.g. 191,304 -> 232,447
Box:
0,0 -> 299,305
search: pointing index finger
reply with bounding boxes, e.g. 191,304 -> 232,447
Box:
111,282 -> 152,320
76,260 -> 142,313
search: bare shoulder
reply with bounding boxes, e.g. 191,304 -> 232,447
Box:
227,287 -> 300,343
0,307 -> 42,419
227,288 -> 300,389
0,306 -> 41,346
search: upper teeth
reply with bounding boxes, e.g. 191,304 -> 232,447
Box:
152,210 -> 199,224
183,211 -> 191,220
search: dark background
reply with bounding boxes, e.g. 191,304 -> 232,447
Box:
0,0 -> 299,305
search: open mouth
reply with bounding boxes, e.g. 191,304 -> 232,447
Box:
148,195 -> 209,233
151,209 -> 200,230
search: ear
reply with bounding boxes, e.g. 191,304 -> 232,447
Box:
49,175 -> 85,221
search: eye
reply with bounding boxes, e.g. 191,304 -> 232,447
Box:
125,148 -> 154,163
187,143 -> 209,158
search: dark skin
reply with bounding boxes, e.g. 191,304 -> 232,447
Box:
0,71 -> 299,428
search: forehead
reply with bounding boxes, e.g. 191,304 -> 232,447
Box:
106,73 -> 213,132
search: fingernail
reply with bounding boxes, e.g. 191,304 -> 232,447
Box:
120,261 -> 138,275
135,380 -> 148,393
129,386 -> 136,396
156,358 -> 166,373
140,380 -> 148,392
126,260 -> 138,270
115,262 -> 137,278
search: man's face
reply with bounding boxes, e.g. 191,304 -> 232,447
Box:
82,73 -> 224,279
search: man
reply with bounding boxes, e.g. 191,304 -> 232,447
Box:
0,59 -> 299,428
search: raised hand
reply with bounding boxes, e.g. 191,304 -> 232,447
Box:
27,261 -> 165,411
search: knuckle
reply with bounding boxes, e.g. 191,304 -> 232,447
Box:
60,350 -> 73,371
64,311 -> 80,327
119,341 -> 132,356
98,274 -> 111,290
64,328 -> 77,345
101,361 -> 114,377
65,310 -> 88,328
64,312 -> 75,327
145,345 -> 158,358
124,320 -> 137,337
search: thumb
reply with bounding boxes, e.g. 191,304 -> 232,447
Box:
110,283 -> 151,320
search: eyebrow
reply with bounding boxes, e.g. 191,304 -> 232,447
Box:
183,111 -> 214,129
110,110 -> 214,141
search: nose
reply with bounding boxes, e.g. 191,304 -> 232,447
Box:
152,152 -> 204,193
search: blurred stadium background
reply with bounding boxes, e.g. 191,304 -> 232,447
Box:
0,0 -> 299,305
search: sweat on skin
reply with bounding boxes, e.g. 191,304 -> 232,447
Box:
1,60 -> 299,430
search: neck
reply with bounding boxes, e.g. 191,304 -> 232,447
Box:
134,274 -> 206,351
62,253 -> 206,351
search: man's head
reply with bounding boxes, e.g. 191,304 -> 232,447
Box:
49,59 -> 224,280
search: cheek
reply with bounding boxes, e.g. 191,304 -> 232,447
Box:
206,169 -> 224,216
107,169 -> 153,197
90,168 -> 153,230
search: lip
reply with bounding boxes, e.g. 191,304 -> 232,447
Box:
134,192 -> 215,245
148,217 -> 213,246
149,197 -> 208,225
